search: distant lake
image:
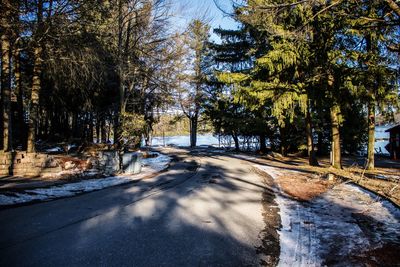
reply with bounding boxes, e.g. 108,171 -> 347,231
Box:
148,125 -> 392,155
150,134 -> 220,147
374,125 -> 391,155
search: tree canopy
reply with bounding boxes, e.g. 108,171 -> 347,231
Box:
0,0 -> 399,169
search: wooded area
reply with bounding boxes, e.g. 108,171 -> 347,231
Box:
0,0 -> 399,170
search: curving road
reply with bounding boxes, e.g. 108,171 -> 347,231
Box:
0,148 -> 276,266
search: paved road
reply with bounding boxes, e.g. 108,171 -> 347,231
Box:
0,149 -> 270,266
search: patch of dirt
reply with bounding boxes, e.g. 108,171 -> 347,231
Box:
254,155 -> 400,206
54,156 -> 92,171
277,174 -> 331,201
353,243 -> 400,267
253,168 -> 280,267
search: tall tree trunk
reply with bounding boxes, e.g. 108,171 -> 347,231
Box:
88,113 -> 94,143
27,47 -> 42,152
71,112 -> 78,138
1,0 -> 12,151
317,131 -> 323,156
13,42 -> 25,148
42,109 -> 49,139
63,113 -> 70,139
96,113 -> 101,143
0,56 -> 3,149
27,0 -> 43,153
107,119 -> 111,143
330,103 -> 342,169
101,118 -> 107,143
280,126 -> 287,156
365,28 -> 376,170
306,104 -> 319,166
114,100 -> 122,146
385,0 -> 400,17
232,133 -> 240,151
1,33 -> 12,151
367,101 -> 375,170
114,0 -> 125,148
144,124 -> 152,147
259,133 -> 267,153
190,116 -> 197,148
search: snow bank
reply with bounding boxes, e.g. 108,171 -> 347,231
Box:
254,164 -> 400,267
141,152 -> 171,172
45,147 -> 63,152
231,153 -> 257,161
0,152 -> 171,206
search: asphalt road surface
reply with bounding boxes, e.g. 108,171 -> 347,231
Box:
0,149 -> 271,267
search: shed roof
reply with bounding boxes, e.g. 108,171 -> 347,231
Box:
385,124 -> 400,132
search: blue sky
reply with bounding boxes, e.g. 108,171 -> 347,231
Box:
169,0 -> 239,40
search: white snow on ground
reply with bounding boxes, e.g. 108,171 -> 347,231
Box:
0,152 -> 171,206
45,147 -> 63,152
254,164 -> 400,267
141,152 -> 172,172
374,173 -> 400,181
231,153 -> 257,161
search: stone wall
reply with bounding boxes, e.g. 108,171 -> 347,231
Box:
94,151 -> 142,175
0,152 -> 62,177
0,151 -> 142,177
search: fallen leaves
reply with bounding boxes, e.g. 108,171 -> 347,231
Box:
276,173 -> 331,201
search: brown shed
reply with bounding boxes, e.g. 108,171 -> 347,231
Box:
386,124 -> 400,160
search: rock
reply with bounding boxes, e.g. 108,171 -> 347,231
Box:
122,152 -> 142,174
64,161 -> 76,170
327,173 -> 335,181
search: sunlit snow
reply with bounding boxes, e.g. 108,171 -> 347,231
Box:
254,165 -> 400,267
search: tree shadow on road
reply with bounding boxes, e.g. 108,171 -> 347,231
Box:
0,153 -> 279,266
1,148 -> 398,266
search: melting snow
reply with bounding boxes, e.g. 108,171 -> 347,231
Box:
0,152 -> 171,206
254,164 -> 400,267
141,152 -> 172,172
45,147 -> 63,152
231,153 -> 257,161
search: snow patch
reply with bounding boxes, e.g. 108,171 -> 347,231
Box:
141,152 -> 171,172
254,164 -> 400,267
45,147 -> 63,152
231,153 -> 257,161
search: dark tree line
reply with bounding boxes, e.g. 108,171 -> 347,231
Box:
0,0 -> 179,152
1,0 -> 399,172
203,0 -> 400,169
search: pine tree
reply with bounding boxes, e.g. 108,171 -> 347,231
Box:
345,1 -> 399,169
218,1 -> 321,164
0,0 -> 14,151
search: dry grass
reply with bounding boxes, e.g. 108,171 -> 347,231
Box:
276,173 -> 331,201
257,154 -> 400,206
54,156 -> 92,170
